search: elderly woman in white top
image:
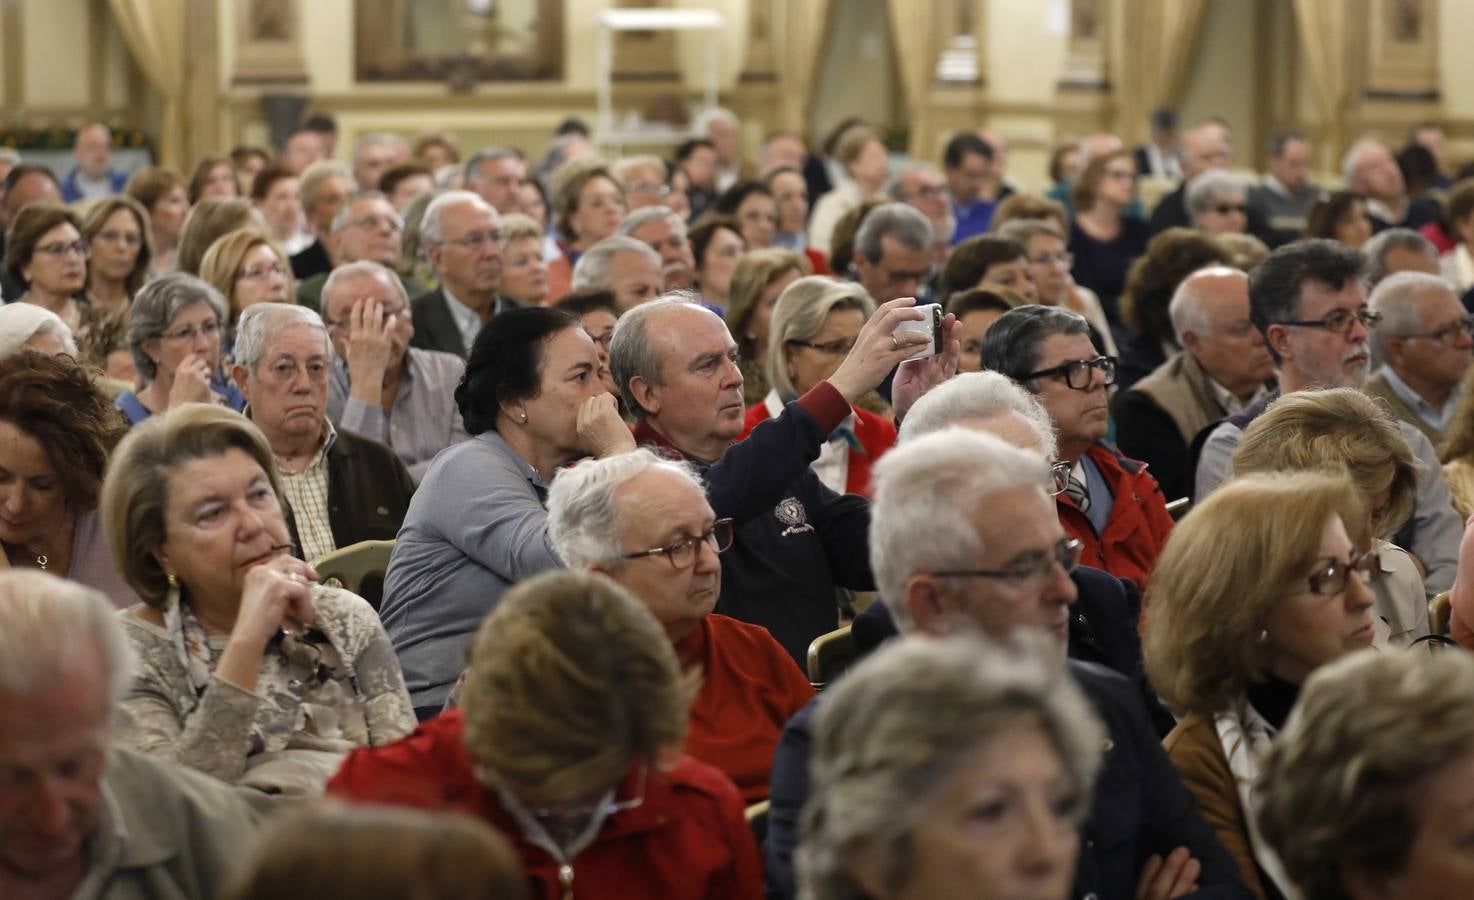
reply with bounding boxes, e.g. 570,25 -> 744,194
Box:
0,302 -> 76,358
1187,169 -> 1251,236
738,276 -> 897,498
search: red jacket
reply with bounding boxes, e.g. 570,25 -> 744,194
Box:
1058,442 -> 1174,590
679,614 -> 815,802
738,400 -> 896,498
327,711 -> 763,900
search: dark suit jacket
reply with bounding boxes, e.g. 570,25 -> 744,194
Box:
290,239 -> 331,282
285,427 -> 416,562
1150,183 -> 1283,247
410,290 -> 520,358
764,656 -> 1251,900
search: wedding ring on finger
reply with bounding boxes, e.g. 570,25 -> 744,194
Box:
891,335 -> 900,350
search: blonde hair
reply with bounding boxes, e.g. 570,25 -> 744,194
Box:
765,276 -> 875,398
1143,471 -> 1365,715
197,227 -> 295,322
725,247 -> 810,354
222,802 -> 528,900
459,570 -> 694,808
100,404 -> 286,608
1258,650 -> 1474,900
496,212 -> 542,245
1233,388 -> 1416,539
81,194 -> 155,298
990,194 -> 1068,234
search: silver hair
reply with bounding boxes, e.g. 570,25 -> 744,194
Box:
321,260 -> 409,323
1362,227 -> 1438,287
1186,168 -> 1248,215
886,162 -> 942,202
764,276 -> 874,398
869,427 -> 1052,631
462,147 -> 523,195
854,202 -> 934,263
297,160 -> 353,212
798,632 -> 1104,900
233,302 -> 330,372
610,154 -> 667,186
693,106 -> 739,134
609,292 -> 708,418
547,448 -> 705,568
329,190 -> 394,235
616,205 -> 685,239
896,371 -> 1058,459
571,234 -> 661,292
0,302 -> 77,358
0,571 -> 136,707
419,189 -> 495,248
353,132 -> 407,160
1368,270 -> 1460,363
1341,138 -> 1387,184
127,272 -> 229,383
1168,265 -> 1248,344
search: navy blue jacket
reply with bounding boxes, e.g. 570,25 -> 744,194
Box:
635,383 -> 874,666
765,657 -> 1252,900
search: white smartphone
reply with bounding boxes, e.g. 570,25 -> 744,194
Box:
891,302 -> 944,361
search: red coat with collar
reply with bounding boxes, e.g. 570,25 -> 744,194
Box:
326,710 -> 762,900
738,402 -> 896,498
1058,442 -> 1175,590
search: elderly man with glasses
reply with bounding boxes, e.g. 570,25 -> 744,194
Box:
1366,271 -> 1473,445
323,260 -> 468,483
546,448 -> 814,803
232,302 -> 415,567
1192,238 -> 1463,596
984,304 -> 1176,589
294,190 -> 428,314
410,191 -> 518,357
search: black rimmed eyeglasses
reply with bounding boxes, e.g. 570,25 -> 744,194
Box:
1023,356 -> 1116,390
619,519 -> 734,570
1281,308 -> 1382,336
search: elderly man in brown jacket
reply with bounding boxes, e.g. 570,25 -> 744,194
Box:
1112,266 -> 1276,501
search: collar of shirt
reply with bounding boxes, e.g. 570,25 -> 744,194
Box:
479,430 -> 550,494
441,285 -> 485,354
283,419 -> 337,475
1207,375 -> 1268,416
1380,363 -> 1460,430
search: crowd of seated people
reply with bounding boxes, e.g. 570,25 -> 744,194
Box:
8,104 -> 1474,900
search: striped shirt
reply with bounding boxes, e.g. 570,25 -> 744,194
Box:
278,425 -> 337,563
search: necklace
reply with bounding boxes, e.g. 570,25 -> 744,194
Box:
36,554 -> 47,571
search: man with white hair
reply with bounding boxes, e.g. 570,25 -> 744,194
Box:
851,202 -> 936,304
59,123 -> 128,202
294,190 -> 428,313
1192,239 -> 1462,595
546,448 -> 813,801
323,260 -> 468,482
609,294 -> 958,663
1366,271 -> 1473,443
1113,267 -> 1275,500
1363,227 -> 1440,287
462,148 -> 526,215
610,154 -> 672,211
696,107 -> 748,193
570,234 -> 663,312
352,132 -> 407,191
764,428 -> 1250,900
409,190 -> 512,357
618,206 -> 696,292
232,303 -> 415,564
0,571 -> 270,898
1344,137 -> 1437,232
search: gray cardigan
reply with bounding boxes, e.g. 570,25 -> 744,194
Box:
379,430 -> 561,708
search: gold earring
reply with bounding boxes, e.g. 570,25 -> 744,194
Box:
520,412 -> 528,423
166,570 -> 179,588
1257,628 -> 1269,644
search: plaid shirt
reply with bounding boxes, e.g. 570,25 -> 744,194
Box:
278,425 -> 338,563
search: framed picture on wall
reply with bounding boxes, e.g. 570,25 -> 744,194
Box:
355,0 -> 564,83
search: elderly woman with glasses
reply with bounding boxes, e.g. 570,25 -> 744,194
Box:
1187,170 -> 1251,236
115,273 -> 246,426
330,570 -> 763,899
102,403 -> 416,793
738,276 -> 896,498
3,203 -> 89,333
1143,471 -> 1378,899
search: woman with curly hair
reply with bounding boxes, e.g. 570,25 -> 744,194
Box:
0,350 -> 132,606
1114,227 -> 1233,390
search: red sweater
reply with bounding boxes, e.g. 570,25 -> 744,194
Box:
679,614 -> 815,802
327,711 -> 762,900
1058,443 -> 1175,590
738,400 -> 896,498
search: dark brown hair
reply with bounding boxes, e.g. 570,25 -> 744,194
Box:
0,351 -> 127,512
3,203 -> 82,290
1119,227 -> 1231,342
